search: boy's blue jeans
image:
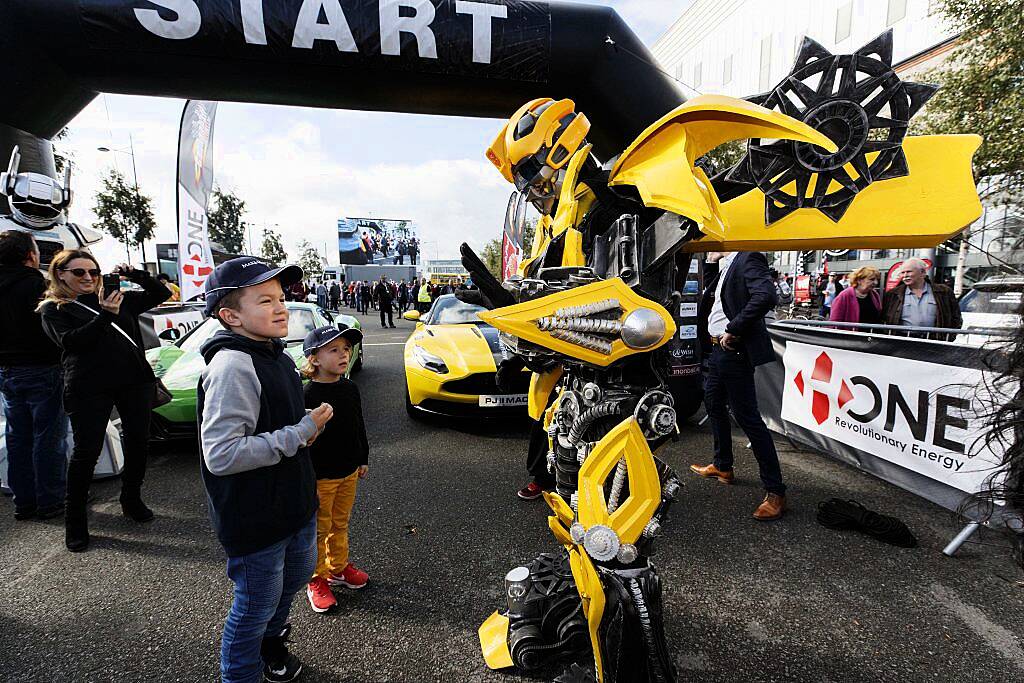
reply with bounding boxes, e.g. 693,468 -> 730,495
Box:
221,514 -> 316,683
0,365 -> 68,512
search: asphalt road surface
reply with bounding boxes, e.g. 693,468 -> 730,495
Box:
2,308 -> 1023,683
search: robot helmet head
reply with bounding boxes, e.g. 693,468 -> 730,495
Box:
0,147 -> 72,229
486,98 -> 590,194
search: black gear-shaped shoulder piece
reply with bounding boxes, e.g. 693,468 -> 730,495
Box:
725,29 -> 938,224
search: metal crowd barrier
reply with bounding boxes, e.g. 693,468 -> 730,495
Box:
766,318 -> 1016,556
772,319 -> 1014,339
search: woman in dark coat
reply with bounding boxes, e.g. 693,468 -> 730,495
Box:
39,250 -> 170,551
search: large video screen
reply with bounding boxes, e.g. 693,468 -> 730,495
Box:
338,217 -> 418,266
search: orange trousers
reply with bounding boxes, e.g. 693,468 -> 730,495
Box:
313,472 -> 358,579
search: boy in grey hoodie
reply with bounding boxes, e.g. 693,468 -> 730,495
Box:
198,257 -> 333,683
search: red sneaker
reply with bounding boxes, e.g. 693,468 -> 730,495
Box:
517,481 -> 544,501
328,563 -> 369,589
306,577 -> 337,613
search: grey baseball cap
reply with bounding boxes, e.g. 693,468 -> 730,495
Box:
302,325 -> 363,356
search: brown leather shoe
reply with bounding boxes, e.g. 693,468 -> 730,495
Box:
753,493 -> 786,521
689,463 -> 735,484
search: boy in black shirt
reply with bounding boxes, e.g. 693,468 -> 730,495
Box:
300,326 -> 370,613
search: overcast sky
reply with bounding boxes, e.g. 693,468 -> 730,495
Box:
60,0 -> 689,270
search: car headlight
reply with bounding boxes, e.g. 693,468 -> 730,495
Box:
412,345 -> 449,374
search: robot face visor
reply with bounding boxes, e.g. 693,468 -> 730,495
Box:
13,174 -> 65,207
512,152 -> 555,193
9,175 -> 65,223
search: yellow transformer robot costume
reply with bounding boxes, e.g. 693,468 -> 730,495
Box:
461,32 -> 982,683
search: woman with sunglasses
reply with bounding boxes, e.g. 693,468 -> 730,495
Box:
39,249 -> 170,552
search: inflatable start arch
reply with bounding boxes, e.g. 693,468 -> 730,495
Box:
0,0 -> 684,176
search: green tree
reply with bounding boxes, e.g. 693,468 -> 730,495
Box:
208,186 -> 247,255
482,237 -> 502,280
296,240 -> 324,280
261,228 -> 288,266
918,0 -> 1024,202
697,139 -> 746,176
92,169 -> 156,258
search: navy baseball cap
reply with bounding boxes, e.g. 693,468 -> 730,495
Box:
203,257 -> 303,317
303,325 -> 363,357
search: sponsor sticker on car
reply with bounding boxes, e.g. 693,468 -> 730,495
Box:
478,394 -> 529,407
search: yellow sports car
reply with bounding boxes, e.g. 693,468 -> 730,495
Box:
403,294 -> 529,417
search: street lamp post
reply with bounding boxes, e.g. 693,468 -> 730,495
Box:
98,134 -> 147,265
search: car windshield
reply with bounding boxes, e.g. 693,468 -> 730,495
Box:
287,309 -> 318,340
427,295 -> 486,325
960,289 -> 1023,315
177,307 -> 318,353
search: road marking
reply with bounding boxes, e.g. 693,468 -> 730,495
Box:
931,582 -> 1024,671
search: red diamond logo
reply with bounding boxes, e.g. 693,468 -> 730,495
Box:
837,379 -> 854,409
811,352 -> 833,383
794,370 -> 805,395
812,390 -> 830,425
182,253 -> 212,287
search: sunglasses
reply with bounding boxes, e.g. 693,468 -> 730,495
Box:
61,268 -> 101,277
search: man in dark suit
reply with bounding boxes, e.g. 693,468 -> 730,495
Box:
692,251 -> 787,520
373,275 -> 395,328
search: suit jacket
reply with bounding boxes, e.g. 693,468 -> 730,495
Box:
698,252 -> 778,366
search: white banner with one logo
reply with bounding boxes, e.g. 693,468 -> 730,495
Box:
176,100 -> 218,302
780,341 -> 1003,495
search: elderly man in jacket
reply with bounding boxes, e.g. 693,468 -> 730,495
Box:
882,257 -> 962,339
691,251 -> 787,521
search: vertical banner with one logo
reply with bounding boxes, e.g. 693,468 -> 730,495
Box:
176,100 -> 218,302
501,192 -> 524,281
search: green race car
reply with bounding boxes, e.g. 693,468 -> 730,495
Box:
145,302 -> 362,440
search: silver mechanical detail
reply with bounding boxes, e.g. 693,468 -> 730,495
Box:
557,391 -> 582,434
642,519 -> 661,539
547,420 -> 559,438
546,450 -> 556,474
504,566 -> 532,614
607,458 -> 628,512
583,524 -> 621,562
537,316 -> 623,335
570,522 -> 586,545
570,492 -> 579,514
549,329 -> 613,355
554,298 -> 620,318
621,308 -> 667,350
576,442 -> 591,465
648,404 -> 677,437
663,479 -> 681,500
634,389 -> 676,440
616,543 -> 639,564
581,382 -> 603,405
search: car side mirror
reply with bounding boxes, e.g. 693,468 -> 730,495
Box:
403,310 -> 421,321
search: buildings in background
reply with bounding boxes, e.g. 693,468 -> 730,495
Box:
652,0 -> 1021,287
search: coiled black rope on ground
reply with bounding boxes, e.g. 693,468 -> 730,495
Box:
816,498 -> 918,548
